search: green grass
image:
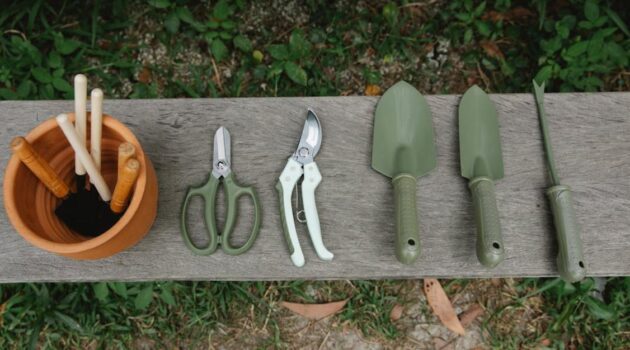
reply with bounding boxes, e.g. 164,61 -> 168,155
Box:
1,0 -> 629,348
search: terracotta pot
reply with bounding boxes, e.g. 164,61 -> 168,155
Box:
3,113 -> 158,259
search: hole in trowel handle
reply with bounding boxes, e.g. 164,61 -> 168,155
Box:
408,239 -> 415,246
492,242 -> 501,249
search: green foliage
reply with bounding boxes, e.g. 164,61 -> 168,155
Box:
486,277 -> 630,348
535,0 -> 629,91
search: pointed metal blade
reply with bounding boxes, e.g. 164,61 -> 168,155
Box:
371,80 -> 437,178
293,108 -> 322,164
458,85 -> 504,180
212,126 -> 231,177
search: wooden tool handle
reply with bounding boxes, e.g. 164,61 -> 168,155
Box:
56,114 -> 111,201
110,159 -> 140,214
118,142 -> 136,181
10,136 -> 70,198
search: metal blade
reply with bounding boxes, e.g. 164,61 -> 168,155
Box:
533,80 -> 560,185
212,126 -> 231,177
293,108 -> 322,165
371,80 -> 436,178
458,85 -> 504,180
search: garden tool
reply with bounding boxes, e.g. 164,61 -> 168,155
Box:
110,158 -> 140,214
56,114 -> 114,235
90,88 -> 103,173
372,81 -> 437,264
181,127 -> 262,255
10,136 -> 70,199
277,109 -> 333,267
458,85 -> 505,268
533,80 -> 586,282
118,142 -> 136,181
55,76 -> 104,236
74,74 -> 88,194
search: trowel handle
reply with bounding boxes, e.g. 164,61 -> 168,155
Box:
469,177 -> 504,268
546,185 -> 586,282
11,136 -> 70,199
392,174 -> 420,264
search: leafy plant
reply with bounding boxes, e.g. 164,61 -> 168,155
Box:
266,29 -> 312,87
534,0 -> 629,91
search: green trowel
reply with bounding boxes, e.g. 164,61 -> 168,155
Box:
458,85 -> 505,268
372,81 -> 437,264
533,80 -> 585,283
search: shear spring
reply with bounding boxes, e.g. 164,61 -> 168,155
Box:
293,182 -> 307,223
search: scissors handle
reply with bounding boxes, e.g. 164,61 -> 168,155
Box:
221,173 -> 262,255
180,175 -> 221,255
180,173 -> 262,256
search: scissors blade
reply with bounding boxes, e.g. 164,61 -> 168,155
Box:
293,108 -> 322,164
212,126 -> 231,177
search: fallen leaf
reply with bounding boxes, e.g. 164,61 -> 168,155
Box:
390,304 -> 404,321
0,302 -> 5,327
482,10 -> 505,22
482,7 -> 534,23
509,7 -> 535,20
540,338 -> 551,346
364,84 -> 381,96
423,278 -> 466,336
480,41 -> 504,60
459,303 -> 484,328
281,300 -> 348,320
433,337 -> 455,350
138,66 -> 152,84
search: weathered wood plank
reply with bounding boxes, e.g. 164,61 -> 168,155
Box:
0,93 -> 628,282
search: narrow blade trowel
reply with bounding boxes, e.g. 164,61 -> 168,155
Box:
458,85 -> 505,268
371,81 -> 437,264
533,80 -> 585,282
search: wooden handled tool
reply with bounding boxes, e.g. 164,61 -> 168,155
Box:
56,114 -> 111,201
110,159 -> 140,214
90,88 -> 103,172
118,142 -> 136,180
74,74 -> 88,176
10,136 -> 70,199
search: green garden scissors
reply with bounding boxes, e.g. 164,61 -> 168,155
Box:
181,127 -> 262,255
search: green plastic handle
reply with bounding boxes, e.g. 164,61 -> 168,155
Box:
546,185 -> 586,282
392,174 -> 420,264
469,176 -> 504,268
180,173 -> 262,256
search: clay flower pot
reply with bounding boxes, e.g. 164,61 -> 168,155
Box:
3,113 -> 158,259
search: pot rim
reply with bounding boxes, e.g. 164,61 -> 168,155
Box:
3,114 -> 149,254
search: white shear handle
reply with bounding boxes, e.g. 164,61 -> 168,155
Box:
302,162 -> 333,261
278,158 -> 305,267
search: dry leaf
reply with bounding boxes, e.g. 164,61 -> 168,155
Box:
480,41 -> 504,60
390,304 -> 404,321
482,7 -> 534,23
364,84 -> 381,96
433,337 -> 455,350
138,66 -> 152,84
423,278 -> 466,336
281,300 -> 348,320
540,338 -> 551,346
459,303 -> 484,328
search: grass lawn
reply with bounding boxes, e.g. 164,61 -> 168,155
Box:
1,0 -> 629,348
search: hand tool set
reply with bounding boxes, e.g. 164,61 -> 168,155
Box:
6,74 -> 587,282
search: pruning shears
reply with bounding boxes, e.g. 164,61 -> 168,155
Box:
276,109 -> 333,267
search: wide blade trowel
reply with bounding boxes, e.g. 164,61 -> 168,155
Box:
533,80 -> 585,283
458,85 -> 505,268
371,81 -> 437,264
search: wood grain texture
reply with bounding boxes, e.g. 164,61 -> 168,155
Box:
0,93 -> 628,282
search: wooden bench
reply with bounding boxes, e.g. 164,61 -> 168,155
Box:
1,93 -> 628,282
